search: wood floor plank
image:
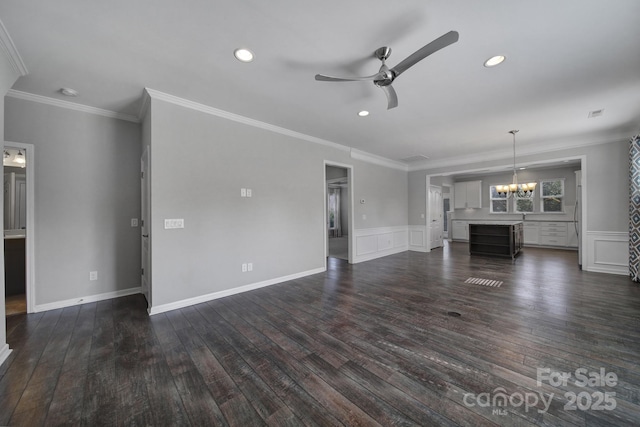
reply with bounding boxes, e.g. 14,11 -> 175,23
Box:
2,242 -> 640,426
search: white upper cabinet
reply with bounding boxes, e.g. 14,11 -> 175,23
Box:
454,181 -> 482,209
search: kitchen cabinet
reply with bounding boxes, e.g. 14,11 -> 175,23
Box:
454,181 -> 482,209
451,220 -> 469,241
567,222 -> 578,247
523,222 -> 539,245
539,222 -> 567,246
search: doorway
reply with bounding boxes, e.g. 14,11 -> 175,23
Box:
3,143 -> 34,315
325,163 -> 353,263
428,185 -> 444,249
442,185 -> 451,239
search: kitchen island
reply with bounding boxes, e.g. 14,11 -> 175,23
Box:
469,221 -> 523,260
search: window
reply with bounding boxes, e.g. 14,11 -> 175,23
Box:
491,184 -> 537,213
515,196 -> 534,213
540,179 -> 564,213
489,185 -> 508,213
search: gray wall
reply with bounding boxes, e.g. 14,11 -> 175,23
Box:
147,96 -> 408,309
409,140 -> 629,232
0,51 -> 20,360
5,97 -> 141,305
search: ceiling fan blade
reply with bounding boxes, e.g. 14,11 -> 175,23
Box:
391,30 -> 459,78
315,72 -> 382,82
380,85 -> 398,109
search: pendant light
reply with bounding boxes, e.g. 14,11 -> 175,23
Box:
14,150 -> 26,164
496,130 -> 536,198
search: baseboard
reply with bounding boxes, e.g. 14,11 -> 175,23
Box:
34,286 -> 142,313
148,267 -> 326,316
0,343 -> 13,368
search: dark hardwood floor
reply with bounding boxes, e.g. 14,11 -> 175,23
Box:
2,242 -> 639,426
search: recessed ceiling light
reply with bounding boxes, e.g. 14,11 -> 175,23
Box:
484,55 -> 506,67
358,110 -> 369,117
60,87 -> 78,97
234,48 -> 254,62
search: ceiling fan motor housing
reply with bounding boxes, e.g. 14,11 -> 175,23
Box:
374,65 -> 395,87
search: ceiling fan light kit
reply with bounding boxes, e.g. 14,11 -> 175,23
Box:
315,30 -> 459,110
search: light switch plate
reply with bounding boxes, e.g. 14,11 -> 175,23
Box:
241,188 -> 247,197
246,188 -> 252,197
164,219 -> 184,229
131,218 -> 138,227
89,271 -> 98,281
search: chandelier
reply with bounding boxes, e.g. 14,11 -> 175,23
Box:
496,130 -> 536,198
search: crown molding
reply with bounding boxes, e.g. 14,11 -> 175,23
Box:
350,149 -> 408,171
408,135 -> 630,172
144,89 -> 414,171
144,88 -> 351,153
138,88 -> 151,119
6,90 -> 140,123
0,18 -> 27,76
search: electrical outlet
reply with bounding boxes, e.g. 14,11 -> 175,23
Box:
247,262 -> 253,272
131,218 -> 138,227
89,271 -> 98,281
242,263 -> 247,272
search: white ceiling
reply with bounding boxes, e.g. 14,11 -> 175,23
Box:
2,0 -> 639,167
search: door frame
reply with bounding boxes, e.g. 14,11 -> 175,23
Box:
323,161 -> 354,267
141,146 -> 151,312
3,141 -> 35,313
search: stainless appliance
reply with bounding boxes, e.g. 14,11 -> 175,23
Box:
574,170 -> 582,268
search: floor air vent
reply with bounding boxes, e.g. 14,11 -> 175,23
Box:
465,277 -> 503,287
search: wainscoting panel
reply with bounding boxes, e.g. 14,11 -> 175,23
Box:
408,226 -> 427,252
354,226 -> 409,263
585,231 -> 629,275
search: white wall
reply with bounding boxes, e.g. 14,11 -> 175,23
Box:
4,97 -> 142,309
145,93 -> 408,313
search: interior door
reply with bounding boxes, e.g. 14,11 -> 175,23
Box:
141,147 -> 151,307
429,185 -> 444,249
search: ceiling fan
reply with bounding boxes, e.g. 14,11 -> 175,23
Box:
315,30 -> 459,110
